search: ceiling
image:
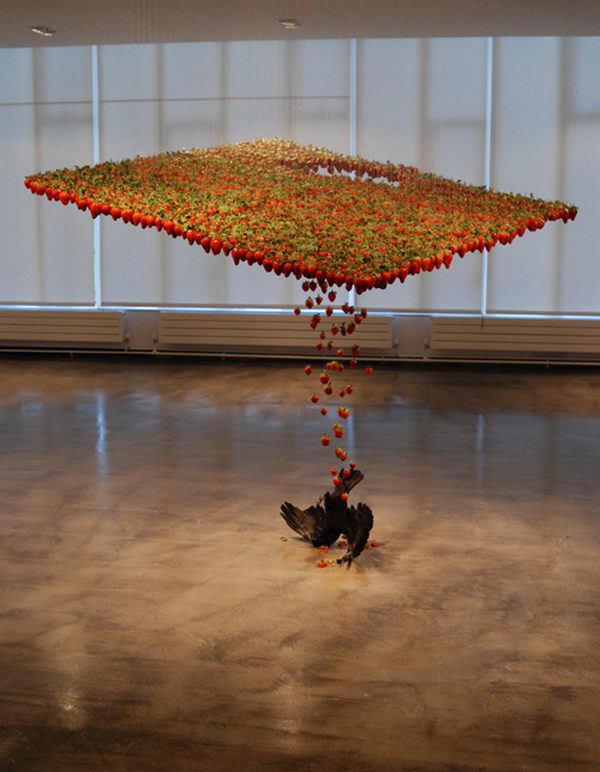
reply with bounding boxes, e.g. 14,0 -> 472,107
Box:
3,0 -> 600,49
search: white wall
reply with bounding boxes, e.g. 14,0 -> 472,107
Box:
1,37 -> 598,315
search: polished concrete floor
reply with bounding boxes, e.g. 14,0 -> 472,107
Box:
1,355 -> 599,771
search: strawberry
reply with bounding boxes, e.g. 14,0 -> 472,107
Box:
319,373 -> 330,384
365,366 -> 373,375
304,365 -> 312,375
294,307 -> 301,315
338,389 -> 346,398
316,560 -> 328,568
338,407 -> 350,419
305,298 -> 314,309
332,476 -> 342,487
328,291 -> 337,302
349,461 -> 356,469
324,385 -> 333,395
333,423 -> 344,438
341,492 -> 348,502
326,307 -> 333,317
346,385 -> 354,394
320,407 -> 328,416
315,343 -> 323,350
330,467 -> 338,476
321,434 -> 330,446
311,394 -> 320,403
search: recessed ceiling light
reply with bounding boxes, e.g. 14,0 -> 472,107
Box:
30,26 -> 56,37
278,18 -> 301,30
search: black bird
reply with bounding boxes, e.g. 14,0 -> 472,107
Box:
280,469 -> 374,565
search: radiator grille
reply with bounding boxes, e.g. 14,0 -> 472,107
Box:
0,310 -> 125,347
157,312 -> 393,354
430,317 -> 600,355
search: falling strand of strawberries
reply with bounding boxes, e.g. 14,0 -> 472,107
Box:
295,279 -> 373,491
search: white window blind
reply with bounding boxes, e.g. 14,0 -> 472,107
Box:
0,37 -> 598,316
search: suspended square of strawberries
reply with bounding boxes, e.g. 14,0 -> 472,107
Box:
24,138 -> 577,293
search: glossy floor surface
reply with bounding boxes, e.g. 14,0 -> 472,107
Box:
1,356 -> 599,771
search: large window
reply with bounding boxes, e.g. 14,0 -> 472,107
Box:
1,37 -> 598,315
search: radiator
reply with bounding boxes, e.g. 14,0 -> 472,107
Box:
0,310 -> 126,347
157,312 -> 393,354
429,317 -> 600,356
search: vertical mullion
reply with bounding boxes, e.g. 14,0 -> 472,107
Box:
481,36 -> 494,317
91,45 -> 101,308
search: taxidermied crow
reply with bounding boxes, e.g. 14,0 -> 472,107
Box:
280,469 -> 374,565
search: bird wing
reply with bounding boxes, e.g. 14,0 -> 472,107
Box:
338,502 -> 374,564
280,501 -> 341,547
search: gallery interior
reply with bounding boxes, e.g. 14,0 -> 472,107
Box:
1,1 -> 599,769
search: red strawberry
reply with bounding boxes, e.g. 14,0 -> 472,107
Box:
324,385 -> 333,395
294,307 -> 301,315
304,365 -> 312,375
346,385 -> 354,394
321,434 -> 330,446
320,407 -> 328,416
311,394 -> 320,403
316,560 -> 328,568
210,238 -> 222,254
326,307 -> 333,317
365,366 -> 373,375
333,423 -> 344,438
341,492 -> 348,502
319,373 -> 330,384
330,467 -> 338,476
328,291 -> 337,302
305,298 -> 314,309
